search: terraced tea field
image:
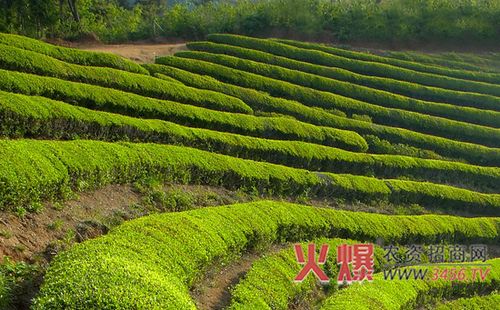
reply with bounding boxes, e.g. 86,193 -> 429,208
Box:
0,33 -> 498,309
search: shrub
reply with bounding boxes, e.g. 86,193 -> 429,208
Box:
206,34 -> 500,111
176,49 -> 500,147
0,33 -> 148,74
33,201 -> 500,309
188,40 -> 500,128
0,44 -> 253,114
320,259 -> 500,309
0,69 -> 365,151
1,91 -> 498,192
0,139 -> 499,215
155,56 -> 500,166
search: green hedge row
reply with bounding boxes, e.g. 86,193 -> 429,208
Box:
176,50 -> 500,148
0,33 -> 148,74
0,272 -> 9,310
439,52 -> 500,66
229,238 -> 386,310
33,201 -> 500,309
141,64 -> 481,162
0,44 -> 253,114
0,69 -> 365,151
384,50 -> 500,73
156,56 -> 500,166
320,259 -> 500,309
1,139 -> 499,215
273,38 -> 500,97
3,91 -> 499,192
188,41 -> 500,128
206,34 -> 500,111
152,72 -> 184,84
435,293 -> 500,310
272,40 -> 500,84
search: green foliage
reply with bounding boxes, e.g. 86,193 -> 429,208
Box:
274,38 -> 500,97
229,238 -> 387,309
0,69 -> 366,151
1,139 -> 499,215
205,34 -> 500,111
156,55 -> 500,166
2,91 -> 499,192
384,50 -> 500,74
2,0 -> 500,46
0,33 -> 148,74
183,42 -> 500,144
434,293 -> 500,309
0,258 -> 39,310
0,271 -> 9,309
198,35 -> 500,127
320,259 -> 500,309
33,201 -> 500,309
364,135 -> 448,161
0,44 -> 253,114
272,40 -> 500,84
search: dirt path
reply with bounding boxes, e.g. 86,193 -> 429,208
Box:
191,245 -> 286,310
79,43 -> 187,63
0,184 -> 141,263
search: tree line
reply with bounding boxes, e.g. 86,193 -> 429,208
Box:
0,0 -> 498,45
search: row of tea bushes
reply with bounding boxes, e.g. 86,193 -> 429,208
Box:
156,56 -> 500,166
187,41 -> 499,128
33,201 -> 500,309
2,91 -> 498,192
274,38 -> 500,96
0,33 -> 148,74
0,139 -> 499,214
273,39 -> 500,84
320,259 -> 500,309
206,34 -> 500,111
0,69 -> 366,150
0,44 -> 253,114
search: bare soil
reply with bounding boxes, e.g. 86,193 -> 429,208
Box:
78,43 -> 187,63
191,245 -> 286,310
0,184 -> 140,263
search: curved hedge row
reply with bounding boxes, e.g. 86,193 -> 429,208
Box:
187,42 -> 500,128
184,43 -> 500,137
384,50 -> 500,73
0,272 -> 9,310
188,41 -> 500,128
0,44 -> 253,114
320,259 -> 500,309
272,40 -> 500,84
3,91 -> 499,192
176,50 -> 500,147
435,293 -> 500,309
0,33 -> 148,74
1,139 -> 499,215
156,56 -> 500,166
229,238 -> 386,310
206,34 -> 500,111
33,201 -> 500,309
0,69 -> 365,151
272,38 -> 500,97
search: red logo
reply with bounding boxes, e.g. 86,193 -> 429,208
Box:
294,243 -> 329,283
337,244 -> 374,284
293,243 -> 374,284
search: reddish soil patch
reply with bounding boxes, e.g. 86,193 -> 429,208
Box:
191,245 -> 286,310
0,184 -> 140,263
78,43 -> 187,63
